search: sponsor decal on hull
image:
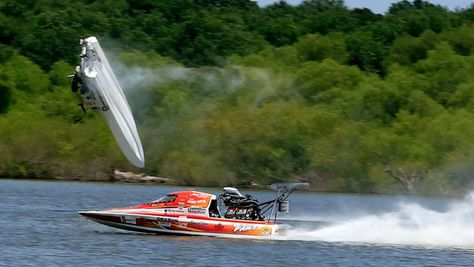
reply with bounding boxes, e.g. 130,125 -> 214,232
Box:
233,223 -> 273,236
233,223 -> 260,232
188,207 -> 207,214
155,216 -> 178,222
173,222 -> 188,228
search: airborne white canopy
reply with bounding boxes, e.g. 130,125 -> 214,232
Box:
79,36 -> 145,168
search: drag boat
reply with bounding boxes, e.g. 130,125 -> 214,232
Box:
79,183 -> 308,237
71,36 -> 145,168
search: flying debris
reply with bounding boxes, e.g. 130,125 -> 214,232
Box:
72,36 -> 145,168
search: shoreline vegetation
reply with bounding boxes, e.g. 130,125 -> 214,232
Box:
1,177 -> 466,199
0,170 -> 277,189
0,175 -> 271,191
3,1 -> 474,196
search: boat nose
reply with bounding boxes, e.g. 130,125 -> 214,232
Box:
78,211 -> 93,218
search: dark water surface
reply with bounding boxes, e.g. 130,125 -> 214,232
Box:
1,179 -> 474,266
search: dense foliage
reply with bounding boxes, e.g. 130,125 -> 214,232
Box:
2,0 -> 474,195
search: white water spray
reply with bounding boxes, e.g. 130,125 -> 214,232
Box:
278,193 -> 474,247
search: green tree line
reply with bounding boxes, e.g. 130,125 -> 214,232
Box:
2,0 -> 474,195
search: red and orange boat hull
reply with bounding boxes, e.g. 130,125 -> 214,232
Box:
79,209 -> 280,237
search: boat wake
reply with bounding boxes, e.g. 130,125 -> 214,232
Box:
275,193 -> 474,248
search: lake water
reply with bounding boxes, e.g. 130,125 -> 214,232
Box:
2,179 -> 474,266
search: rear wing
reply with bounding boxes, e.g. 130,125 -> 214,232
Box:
270,182 -> 309,192
260,182 -> 310,222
